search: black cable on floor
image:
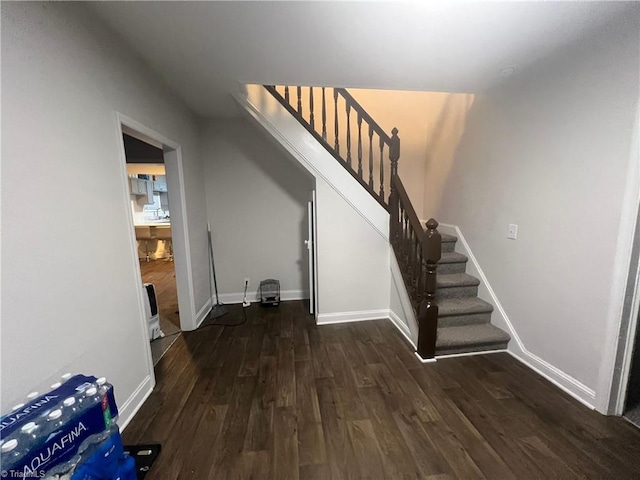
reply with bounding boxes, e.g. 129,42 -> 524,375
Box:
199,304 -> 248,328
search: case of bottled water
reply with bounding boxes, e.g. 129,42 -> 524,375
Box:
0,374 -> 136,479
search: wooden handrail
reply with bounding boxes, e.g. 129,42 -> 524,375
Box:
335,88 -> 391,144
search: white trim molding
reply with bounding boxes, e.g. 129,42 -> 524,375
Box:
389,310 -> 417,349
438,222 -> 596,409
195,298 -> 214,329
118,375 -> 154,432
218,289 -> 308,306
317,309 -> 389,325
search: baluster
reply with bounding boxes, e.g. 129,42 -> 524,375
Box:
284,86 -> 290,103
333,89 -> 339,154
416,242 -> 424,303
379,137 -> 385,198
368,126 -> 374,188
402,210 -> 409,268
297,86 -> 302,114
417,218 -> 442,360
357,113 -> 363,176
389,128 -> 400,204
389,177 -> 399,244
322,88 -> 327,141
413,234 -> 420,295
309,87 -> 315,129
346,104 -> 352,167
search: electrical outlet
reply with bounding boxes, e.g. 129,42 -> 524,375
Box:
508,224 -> 518,240
244,277 -> 250,287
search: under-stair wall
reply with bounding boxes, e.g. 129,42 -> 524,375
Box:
237,85 -> 391,321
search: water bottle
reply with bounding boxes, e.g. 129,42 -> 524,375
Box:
14,422 -> 41,468
77,387 -> 111,450
26,391 -> 39,402
96,377 -> 116,424
43,409 -> 64,440
1,439 -> 22,473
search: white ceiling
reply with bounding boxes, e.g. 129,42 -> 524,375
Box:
91,1 -> 635,118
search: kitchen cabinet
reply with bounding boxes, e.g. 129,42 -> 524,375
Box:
153,181 -> 168,192
145,180 -> 154,204
130,177 -> 155,204
130,177 -> 146,195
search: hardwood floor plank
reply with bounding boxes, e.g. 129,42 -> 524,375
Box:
208,375 -> 258,479
295,359 -> 327,466
392,410 -> 455,478
358,386 -> 421,478
276,338 -> 296,407
272,406 -> 299,480
315,377 -> 362,480
346,419 -> 386,479
243,356 -> 276,452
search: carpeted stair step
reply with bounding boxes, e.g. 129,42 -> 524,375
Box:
438,252 -> 468,274
441,233 -> 457,253
436,273 -> 479,299
438,297 -> 494,327
436,324 -> 510,355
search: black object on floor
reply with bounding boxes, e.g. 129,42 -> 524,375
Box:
123,444 -> 162,479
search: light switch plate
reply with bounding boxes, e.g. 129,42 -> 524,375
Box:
508,224 -> 518,240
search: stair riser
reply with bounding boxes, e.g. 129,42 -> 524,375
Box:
438,262 -> 467,274
441,241 -> 456,254
437,285 -> 478,300
436,342 -> 509,356
438,312 -> 492,327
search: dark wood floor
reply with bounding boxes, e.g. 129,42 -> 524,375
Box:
140,259 -> 180,329
122,301 -> 640,479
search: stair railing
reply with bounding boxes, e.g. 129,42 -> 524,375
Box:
389,175 -> 441,359
264,85 -> 400,211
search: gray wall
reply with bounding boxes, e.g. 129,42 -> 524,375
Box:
436,10 -> 639,396
201,119 -> 313,301
1,2 -> 208,417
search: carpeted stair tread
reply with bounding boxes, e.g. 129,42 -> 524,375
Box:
439,297 -> 494,317
441,233 -> 457,243
436,324 -> 510,351
437,273 -> 480,288
438,252 -> 468,264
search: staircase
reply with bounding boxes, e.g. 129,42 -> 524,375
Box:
257,84 -> 510,359
437,233 -> 510,355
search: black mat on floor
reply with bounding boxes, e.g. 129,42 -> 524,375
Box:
123,444 -> 162,479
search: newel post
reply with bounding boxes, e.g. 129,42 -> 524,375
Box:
388,128 -> 401,239
417,218 -> 442,360
389,127 -> 400,180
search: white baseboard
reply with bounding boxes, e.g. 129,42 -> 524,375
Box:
436,349 -> 507,360
438,222 -> 596,409
414,352 -> 437,363
317,309 -> 389,325
218,289 -> 307,305
507,349 -> 596,409
389,310 -> 417,349
194,298 -> 213,329
118,374 -> 154,432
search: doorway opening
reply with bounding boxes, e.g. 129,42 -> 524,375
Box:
123,133 -> 181,365
116,116 -> 193,371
